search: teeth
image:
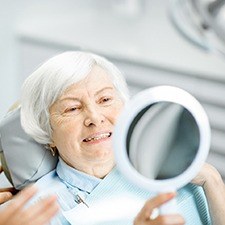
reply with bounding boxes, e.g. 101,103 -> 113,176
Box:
84,133 -> 111,142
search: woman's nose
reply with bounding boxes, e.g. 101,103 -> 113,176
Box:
84,106 -> 105,127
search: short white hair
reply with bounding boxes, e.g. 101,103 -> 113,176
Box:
20,51 -> 129,144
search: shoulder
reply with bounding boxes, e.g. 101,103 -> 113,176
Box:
178,183 -> 205,197
177,184 -> 211,224
33,169 -> 77,209
29,170 -> 73,224
34,170 -> 65,192
31,170 -> 68,204
36,170 -> 60,187
35,170 -> 71,198
178,184 -> 209,214
178,183 -> 206,200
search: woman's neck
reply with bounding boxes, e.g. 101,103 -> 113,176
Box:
82,162 -> 115,178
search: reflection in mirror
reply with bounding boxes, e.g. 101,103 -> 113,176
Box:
127,102 -> 200,180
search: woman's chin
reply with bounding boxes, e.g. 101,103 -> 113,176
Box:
86,146 -> 114,162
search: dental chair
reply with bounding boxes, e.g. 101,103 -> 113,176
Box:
0,104 -> 58,190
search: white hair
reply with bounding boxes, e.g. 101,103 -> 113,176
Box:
20,51 -> 130,144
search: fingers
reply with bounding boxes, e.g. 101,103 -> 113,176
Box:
27,196 -> 59,225
138,193 -> 176,219
153,215 -> 185,225
134,193 -> 185,225
35,201 -> 59,225
0,187 -> 17,194
26,195 -> 58,218
13,185 -> 38,205
0,191 -> 13,204
0,186 -> 59,225
134,214 -> 185,225
3,185 -> 38,217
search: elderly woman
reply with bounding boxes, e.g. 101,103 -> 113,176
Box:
20,51 -> 225,225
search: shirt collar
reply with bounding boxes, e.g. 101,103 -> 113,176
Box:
56,157 -> 102,193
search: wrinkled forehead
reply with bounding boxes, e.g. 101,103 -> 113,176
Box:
65,65 -> 113,91
55,65 -> 115,102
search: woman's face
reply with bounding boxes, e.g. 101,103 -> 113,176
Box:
49,65 -> 124,177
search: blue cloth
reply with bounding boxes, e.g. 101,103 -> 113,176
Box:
33,158 -> 211,225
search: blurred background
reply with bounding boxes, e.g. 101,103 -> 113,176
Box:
0,0 -> 225,180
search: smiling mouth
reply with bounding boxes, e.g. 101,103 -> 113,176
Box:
83,132 -> 112,142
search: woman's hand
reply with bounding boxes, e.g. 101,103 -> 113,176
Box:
191,163 -> 222,188
0,187 -> 14,204
191,163 -> 225,225
0,166 -> 15,204
134,193 -> 185,225
0,185 -> 59,225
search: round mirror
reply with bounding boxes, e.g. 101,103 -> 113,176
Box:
113,86 -> 210,212
128,102 -> 199,181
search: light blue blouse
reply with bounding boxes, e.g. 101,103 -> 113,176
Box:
34,158 -> 102,225
33,158 -> 211,225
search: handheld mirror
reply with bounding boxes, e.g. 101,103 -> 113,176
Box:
113,86 -> 210,214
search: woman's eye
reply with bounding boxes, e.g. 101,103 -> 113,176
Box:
65,107 -> 78,113
100,97 -> 112,103
103,98 -> 110,102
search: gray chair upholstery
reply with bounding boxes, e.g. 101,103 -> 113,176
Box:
0,106 -> 58,190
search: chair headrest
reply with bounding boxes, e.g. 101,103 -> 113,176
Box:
0,107 -> 58,190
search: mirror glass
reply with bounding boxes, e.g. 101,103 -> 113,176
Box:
126,102 -> 200,181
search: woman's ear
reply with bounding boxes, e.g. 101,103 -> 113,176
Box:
49,142 -> 56,148
45,143 -> 58,156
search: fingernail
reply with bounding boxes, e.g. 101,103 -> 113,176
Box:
167,192 -> 176,198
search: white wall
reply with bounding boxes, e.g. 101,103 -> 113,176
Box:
0,1 -> 20,119
1,0 -> 225,121
0,0 -> 109,119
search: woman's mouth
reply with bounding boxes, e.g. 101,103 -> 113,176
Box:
83,132 -> 112,143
